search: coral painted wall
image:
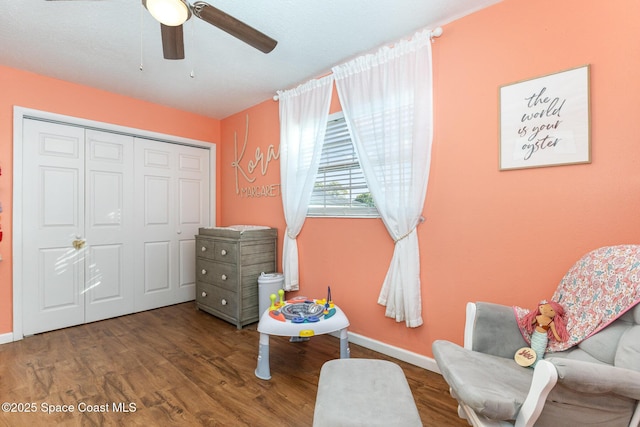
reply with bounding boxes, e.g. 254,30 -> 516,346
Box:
2,0 -> 639,360
0,65 -> 221,334
220,0 -> 640,357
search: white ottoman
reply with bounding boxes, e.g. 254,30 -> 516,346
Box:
313,359 -> 423,427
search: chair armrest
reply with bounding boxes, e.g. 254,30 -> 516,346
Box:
548,358 -> 640,400
463,302 -> 477,350
631,402 -> 640,427
465,302 -> 528,359
515,360 -> 558,427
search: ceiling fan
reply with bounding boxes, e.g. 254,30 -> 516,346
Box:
46,0 -> 278,60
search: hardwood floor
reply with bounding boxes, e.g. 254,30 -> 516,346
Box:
0,303 -> 466,427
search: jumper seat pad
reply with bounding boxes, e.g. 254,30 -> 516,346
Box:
313,359 -> 422,427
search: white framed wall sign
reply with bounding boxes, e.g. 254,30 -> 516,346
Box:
499,65 -> 591,170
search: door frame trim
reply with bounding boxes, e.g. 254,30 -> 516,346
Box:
12,106 -> 217,340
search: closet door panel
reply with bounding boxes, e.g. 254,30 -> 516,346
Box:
84,130 -> 134,322
86,244 -> 124,302
144,176 -> 171,225
179,239 -> 196,289
90,172 -> 122,225
179,179 -> 203,225
42,168 -> 80,226
135,138 -> 210,309
175,146 -> 209,301
177,177 -> 202,295
22,120 -> 85,335
134,139 -> 177,310
39,248 -> 82,309
143,241 -> 172,293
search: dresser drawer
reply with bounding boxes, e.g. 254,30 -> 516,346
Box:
197,283 -> 238,319
197,238 -> 215,260
196,238 -> 238,263
214,241 -> 237,263
196,259 -> 237,290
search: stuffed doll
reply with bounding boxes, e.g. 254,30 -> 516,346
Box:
519,300 -> 569,367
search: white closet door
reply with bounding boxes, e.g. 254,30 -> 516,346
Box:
22,120 -> 86,335
175,144 -> 210,302
22,122 -> 136,334
84,129 -> 135,322
134,138 -> 210,311
20,117 -> 212,335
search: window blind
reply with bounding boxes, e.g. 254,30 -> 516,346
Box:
308,114 -> 379,217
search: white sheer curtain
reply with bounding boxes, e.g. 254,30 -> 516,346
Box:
332,29 -> 434,327
278,75 -> 334,291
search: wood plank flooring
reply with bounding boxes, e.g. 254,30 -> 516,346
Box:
0,302 -> 466,427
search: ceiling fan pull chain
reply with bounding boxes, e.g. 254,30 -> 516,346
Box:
189,18 -> 195,78
139,1 -> 145,71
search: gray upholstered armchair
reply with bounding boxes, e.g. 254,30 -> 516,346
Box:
433,301 -> 640,427
434,246 -> 640,426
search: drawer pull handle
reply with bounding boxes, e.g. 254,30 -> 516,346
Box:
220,249 -> 227,256
221,299 -> 227,306
201,269 -> 207,275
201,291 -> 207,298
201,246 -> 207,252
221,274 -> 227,281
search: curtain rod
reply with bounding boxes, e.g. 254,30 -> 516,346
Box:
273,27 -> 443,101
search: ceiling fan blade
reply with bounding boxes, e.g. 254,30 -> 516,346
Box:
161,24 -> 185,60
192,1 -> 277,54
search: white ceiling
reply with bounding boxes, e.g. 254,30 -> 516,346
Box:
1,0 -> 502,119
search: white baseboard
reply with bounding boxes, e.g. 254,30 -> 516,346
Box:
0,332 -> 14,345
341,331 -> 440,374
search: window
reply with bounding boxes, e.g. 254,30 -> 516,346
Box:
308,113 -> 379,218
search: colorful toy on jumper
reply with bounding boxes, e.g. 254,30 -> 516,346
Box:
269,289 -> 286,311
515,300 -> 568,367
268,286 -> 336,323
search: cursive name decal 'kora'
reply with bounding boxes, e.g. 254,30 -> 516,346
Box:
231,115 -> 281,198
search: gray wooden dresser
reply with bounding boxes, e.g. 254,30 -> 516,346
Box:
195,226 -> 277,329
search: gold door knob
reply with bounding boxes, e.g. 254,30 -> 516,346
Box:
72,239 -> 86,250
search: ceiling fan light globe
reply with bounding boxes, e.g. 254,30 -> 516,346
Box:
145,0 -> 190,26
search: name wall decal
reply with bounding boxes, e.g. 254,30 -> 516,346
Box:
231,115 -> 281,198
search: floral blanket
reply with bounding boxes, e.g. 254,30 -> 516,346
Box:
514,245 -> 640,353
